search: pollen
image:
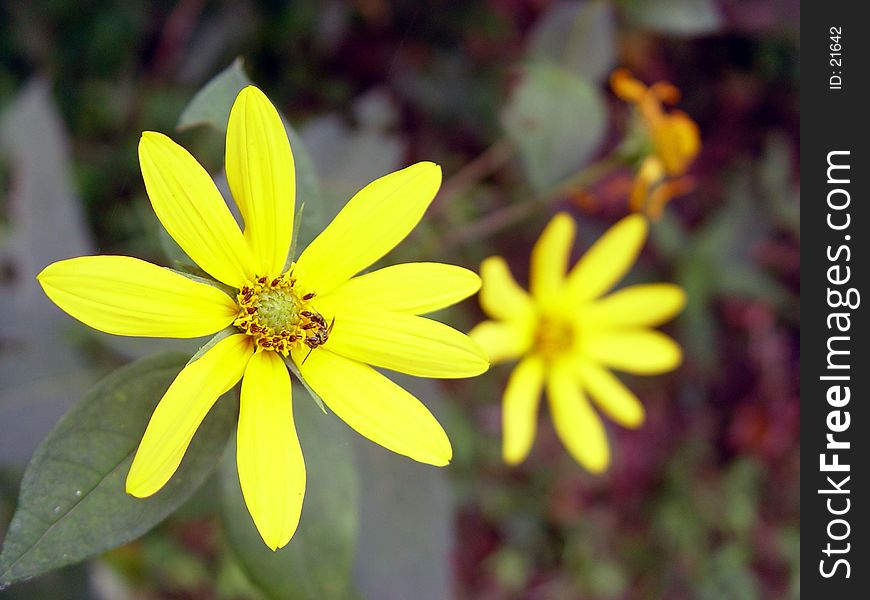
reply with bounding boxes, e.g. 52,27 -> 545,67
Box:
234,272 -> 331,356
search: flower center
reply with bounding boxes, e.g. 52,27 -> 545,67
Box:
234,272 -> 331,356
534,317 -> 575,359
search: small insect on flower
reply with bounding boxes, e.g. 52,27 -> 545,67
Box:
301,313 -> 334,365
611,68 -> 700,220
470,213 -> 685,472
37,85 -> 488,551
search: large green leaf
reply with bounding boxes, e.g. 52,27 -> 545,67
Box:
176,59 -> 323,253
221,384 -> 359,600
0,353 -> 236,588
502,64 -> 606,192
528,0 -> 617,83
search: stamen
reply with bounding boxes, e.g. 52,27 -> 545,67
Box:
233,271 -> 332,357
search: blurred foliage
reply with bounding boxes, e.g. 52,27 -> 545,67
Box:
0,81 -> 100,467
1,0 -> 798,599
502,63 -> 606,192
619,0 -> 721,36
528,0 -> 617,83
0,354 -> 235,587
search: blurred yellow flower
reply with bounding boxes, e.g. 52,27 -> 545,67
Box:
37,86 -> 488,550
611,68 -> 700,219
470,214 -> 684,471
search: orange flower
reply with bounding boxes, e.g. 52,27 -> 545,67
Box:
611,68 -> 700,219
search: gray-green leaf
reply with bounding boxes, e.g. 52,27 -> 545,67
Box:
528,0 -> 617,82
221,384 -> 359,600
0,353 -> 237,588
502,64 -> 606,192
621,0 -> 721,36
177,57 -> 251,133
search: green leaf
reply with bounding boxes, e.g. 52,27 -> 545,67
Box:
352,374 -> 454,600
177,57 -> 251,132
528,0 -> 617,82
0,353 -> 236,588
621,0 -> 721,36
221,384 -> 359,600
502,64 -> 606,192
176,59 -> 322,257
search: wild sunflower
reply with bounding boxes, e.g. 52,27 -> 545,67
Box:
38,86 -> 488,550
470,213 -> 683,471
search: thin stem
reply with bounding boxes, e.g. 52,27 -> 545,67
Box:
442,155 -> 622,250
434,137 -> 514,213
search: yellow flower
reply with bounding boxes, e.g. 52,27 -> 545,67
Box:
610,68 -> 700,219
469,213 -> 684,471
37,86 -> 488,550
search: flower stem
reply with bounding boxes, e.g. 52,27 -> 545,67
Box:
435,137 -> 514,212
442,155 -> 622,250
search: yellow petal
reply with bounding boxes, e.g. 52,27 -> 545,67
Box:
565,214 -> 647,302
530,213 -> 575,304
547,359 -> 609,473
582,284 -> 685,328
238,350 -> 305,551
502,356 -> 545,465
468,320 -> 534,365
226,86 -> 296,275
582,329 -> 682,375
296,162 -> 442,295
139,131 -> 255,287
37,255 -> 238,338
126,334 -> 253,497
295,348 -> 452,465
316,262 -> 480,315
318,308 -> 489,378
577,361 -> 644,428
479,256 -> 535,321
